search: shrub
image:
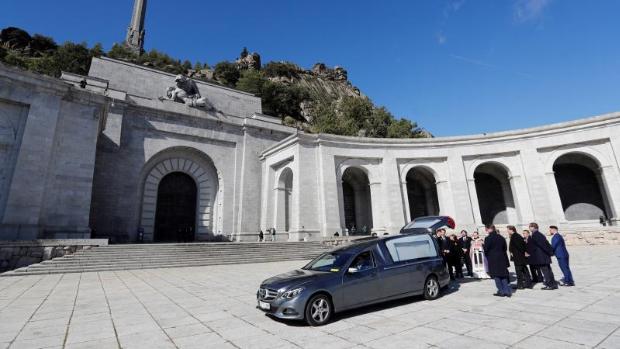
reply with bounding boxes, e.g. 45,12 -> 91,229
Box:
263,61 -> 300,79
214,61 -> 240,87
235,69 -> 266,95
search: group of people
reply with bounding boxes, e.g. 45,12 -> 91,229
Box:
435,228 -> 479,280
436,222 -> 574,298
258,228 -> 277,242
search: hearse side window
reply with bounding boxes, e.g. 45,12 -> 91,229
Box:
349,251 -> 375,272
385,235 -> 438,263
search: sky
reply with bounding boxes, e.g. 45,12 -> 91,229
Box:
2,0 -> 620,136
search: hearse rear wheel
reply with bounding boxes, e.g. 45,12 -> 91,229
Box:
424,276 -> 440,300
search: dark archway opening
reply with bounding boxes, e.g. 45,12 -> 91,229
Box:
474,163 -> 516,225
406,167 -> 439,220
342,167 -> 372,234
277,168 -> 293,232
554,153 -> 609,221
154,172 -> 197,242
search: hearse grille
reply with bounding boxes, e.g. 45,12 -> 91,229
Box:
258,288 -> 279,301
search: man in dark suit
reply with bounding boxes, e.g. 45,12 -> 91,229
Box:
508,225 -> 532,289
528,223 -> 557,290
483,224 -> 511,297
459,230 -> 473,277
550,226 -> 574,286
524,230 -> 543,283
435,227 -> 453,279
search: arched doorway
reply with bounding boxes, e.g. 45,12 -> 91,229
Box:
141,149 -> 220,242
406,167 -> 439,220
342,167 -> 372,234
553,153 -> 610,221
474,163 -> 517,225
154,172 -> 197,242
276,168 -> 293,232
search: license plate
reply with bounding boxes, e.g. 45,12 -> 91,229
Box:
258,301 -> 270,310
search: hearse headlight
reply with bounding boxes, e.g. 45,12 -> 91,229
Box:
281,287 -> 304,299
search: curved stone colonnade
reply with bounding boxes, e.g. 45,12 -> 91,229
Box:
260,112 -> 620,241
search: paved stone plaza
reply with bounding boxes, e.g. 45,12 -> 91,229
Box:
1,245 -> 619,349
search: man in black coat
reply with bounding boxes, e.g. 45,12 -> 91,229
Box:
459,230 -> 473,277
435,228 -> 453,279
483,224 -> 512,297
508,225 -> 532,289
524,230 -> 543,283
527,222 -> 558,290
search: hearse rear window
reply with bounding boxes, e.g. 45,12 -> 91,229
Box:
385,235 -> 437,262
403,217 -> 441,229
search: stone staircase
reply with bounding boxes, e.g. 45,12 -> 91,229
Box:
1,242 -> 334,276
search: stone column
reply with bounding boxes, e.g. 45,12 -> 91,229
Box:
508,174 -> 535,225
544,170 -> 565,225
435,179 -> 455,217
466,177 -> 484,228
599,165 -> 620,224
369,182 -> 386,234
401,180 -> 411,223
384,158 -> 408,231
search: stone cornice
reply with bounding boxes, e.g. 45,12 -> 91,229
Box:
260,111 -> 620,157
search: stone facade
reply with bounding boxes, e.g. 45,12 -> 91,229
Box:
0,63 -> 105,239
261,116 -> 620,241
0,57 -> 619,244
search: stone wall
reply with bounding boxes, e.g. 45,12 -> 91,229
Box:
0,239 -> 108,272
0,63 -> 106,240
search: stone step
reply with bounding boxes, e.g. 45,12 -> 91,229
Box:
53,247 -> 327,256
83,242 -> 325,248
6,257 -> 313,275
36,253 -> 323,266
62,247 -> 328,257
2,241 -> 336,276
28,258 -> 314,270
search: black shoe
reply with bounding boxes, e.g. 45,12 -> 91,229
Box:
560,282 -> 575,287
493,292 -> 504,297
517,286 -> 525,290
504,293 -> 512,298
541,286 -> 558,290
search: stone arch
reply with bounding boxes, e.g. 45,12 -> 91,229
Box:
275,167 -> 293,232
552,152 -> 611,221
140,147 -> 221,242
473,161 -> 518,225
336,159 -> 377,184
341,166 -> 373,234
544,147 -> 611,173
405,166 -> 439,220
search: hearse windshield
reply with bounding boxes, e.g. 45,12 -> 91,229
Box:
303,252 -> 352,272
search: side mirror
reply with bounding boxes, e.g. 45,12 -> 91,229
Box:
347,267 -> 359,274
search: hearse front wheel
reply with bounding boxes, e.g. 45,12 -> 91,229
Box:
305,294 -> 332,326
424,276 -> 440,300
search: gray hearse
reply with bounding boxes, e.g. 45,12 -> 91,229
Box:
257,233 -> 450,326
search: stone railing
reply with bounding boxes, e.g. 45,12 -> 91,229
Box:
0,239 -> 108,272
